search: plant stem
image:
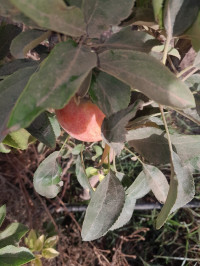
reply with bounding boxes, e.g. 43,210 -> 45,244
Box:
124,146 -> 144,166
162,35 -> 171,65
159,106 -> 174,156
170,108 -> 200,126
112,152 -> 117,172
176,65 -> 195,78
59,135 -> 70,155
182,67 -> 198,81
160,35 -> 174,163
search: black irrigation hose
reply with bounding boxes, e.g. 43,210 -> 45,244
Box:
56,200 -> 200,213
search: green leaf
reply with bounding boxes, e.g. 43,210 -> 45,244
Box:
75,155 -> 93,192
101,101 -> 143,154
156,152 -> 195,229
44,235 -> 59,248
42,248 -> 59,259
77,71 -> 92,98
8,40 -> 97,130
92,145 -> 102,161
34,235 -> 44,252
25,229 -> 37,250
32,257 -> 42,266
72,144 -> 85,155
109,196 -> 136,231
26,112 -> 59,148
10,29 -> 51,59
152,0 -> 164,28
0,59 -> 38,79
109,170 -> 151,231
0,0 -> 39,27
99,50 -> 195,109
0,245 -> 35,266
81,170 -> 125,241
126,171 -> 151,199
0,223 -> 28,248
33,151 -> 63,198
10,0 -> 86,37
82,0 -> 134,38
185,12 -> 200,51
151,45 -> 181,60
164,0 -> 200,37
3,129 -> 35,150
143,164 -> 169,204
96,26 -> 160,53
127,127 -> 200,165
121,7 -> 156,27
90,71 -> 131,117
0,143 -> 11,153
47,113 -> 61,139
0,24 -> 21,60
0,66 -> 37,142
0,205 -> 6,228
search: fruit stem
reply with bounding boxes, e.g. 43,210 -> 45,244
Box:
59,135 -> 70,155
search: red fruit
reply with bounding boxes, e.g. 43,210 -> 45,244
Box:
55,97 -> 105,142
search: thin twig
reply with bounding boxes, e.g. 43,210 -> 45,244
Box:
170,108 -> 200,126
176,65 -> 196,78
182,67 -> 199,81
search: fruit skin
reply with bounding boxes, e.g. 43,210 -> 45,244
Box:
55,97 -> 105,142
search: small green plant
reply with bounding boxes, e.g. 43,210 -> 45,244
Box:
0,0 -> 200,243
0,205 -> 35,266
25,229 -> 59,266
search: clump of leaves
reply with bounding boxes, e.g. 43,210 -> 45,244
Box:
25,229 -> 59,266
0,205 -> 35,265
0,0 -> 200,242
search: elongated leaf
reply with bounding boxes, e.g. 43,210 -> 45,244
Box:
121,7 -> 156,27
185,12 -> 200,51
96,27 -> 159,53
3,129 -> 35,150
156,152 -> 195,229
0,24 -> 21,60
0,223 -> 28,248
101,100 -> 143,154
10,29 -> 51,59
90,71 -> 131,117
109,170 -> 151,231
0,0 -> 39,27
109,196 -> 136,231
170,152 -> 195,212
75,155 -> 93,193
77,71 -> 92,98
156,169 -> 178,229
126,171 -> 151,199
8,40 -> 97,130
143,164 -> 169,204
0,66 -> 37,142
26,112 -> 59,148
82,0 -> 134,38
11,0 -> 86,37
0,245 -> 35,266
42,248 -> 59,259
164,0 -> 200,37
0,205 -> 6,228
152,0 -> 164,27
0,59 -> 38,79
81,170 -> 125,241
33,151 -> 63,198
99,50 -> 195,109
127,127 -> 200,165
0,143 -> 11,153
